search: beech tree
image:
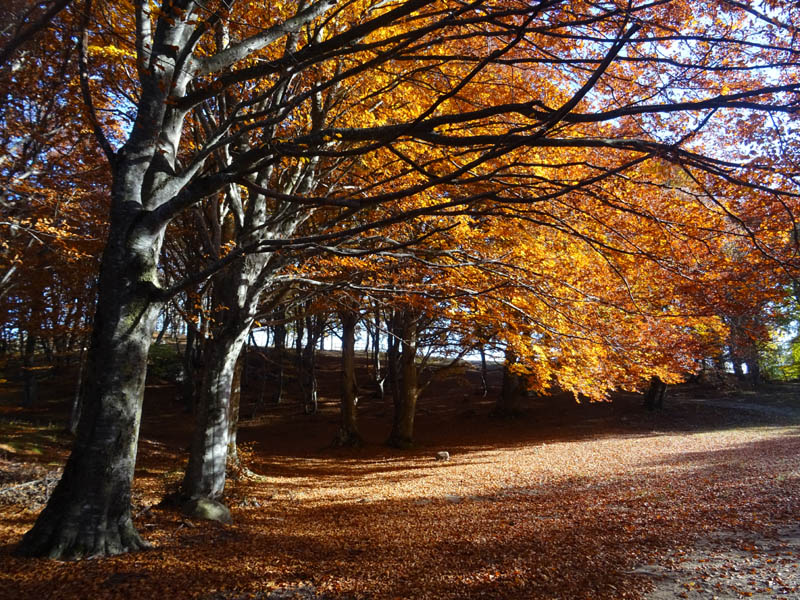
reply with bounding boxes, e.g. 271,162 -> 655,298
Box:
10,0 -> 799,560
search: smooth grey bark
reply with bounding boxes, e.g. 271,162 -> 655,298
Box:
182,331 -> 242,500
387,311 -> 419,449
180,179 -> 317,499
180,8 -> 328,494
335,309 -> 361,446
181,255 -> 266,501
180,10 -> 324,499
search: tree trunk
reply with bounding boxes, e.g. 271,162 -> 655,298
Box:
272,308 -> 286,404
371,311 -> 385,401
387,311 -> 418,449
181,323 -> 201,413
643,376 -> 667,410
69,340 -> 87,435
300,314 -> 321,414
39,336 -> 54,364
154,311 -> 170,345
386,311 -> 401,412
182,336 -> 237,500
21,331 -> 37,407
227,350 -> 244,468
17,213 -> 164,558
747,360 -> 761,385
479,345 -> 489,398
294,316 -> 304,370
181,259 -> 263,501
335,310 -> 361,446
494,348 -> 523,417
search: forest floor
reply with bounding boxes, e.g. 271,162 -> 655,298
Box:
1,351 -> 800,599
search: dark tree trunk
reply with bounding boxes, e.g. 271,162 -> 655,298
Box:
744,343 -> 761,385
17,210 -> 164,558
154,312 -> 170,345
21,332 -> 37,407
387,311 -> 418,449
335,310 -> 361,446
494,349 -> 523,417
300,314 -> 323,414
479,345 -> 489,398
272,307 -> 286,404
181,323 -> 201,413
294,317 -> 304,370
643,376 -> 667,410
386,312 -> 401,411
747,360 -> 761,385
371,311 -> 385,401
69,340 -> 88,435
39,336 -> 54,364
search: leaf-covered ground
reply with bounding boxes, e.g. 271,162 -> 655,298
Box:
1,362 -> 799,599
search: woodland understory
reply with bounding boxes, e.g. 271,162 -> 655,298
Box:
2,358 -> 800,600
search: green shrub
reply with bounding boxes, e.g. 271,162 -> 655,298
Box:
147,343 -> 183,383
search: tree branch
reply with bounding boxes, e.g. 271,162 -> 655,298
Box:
0,0 -> 72,69
78,0 -> 115,166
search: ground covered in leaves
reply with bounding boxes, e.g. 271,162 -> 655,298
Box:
1,359 -> 799,599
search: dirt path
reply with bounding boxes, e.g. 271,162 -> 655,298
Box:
642,526 -> 800,599
640,390 -> 800,599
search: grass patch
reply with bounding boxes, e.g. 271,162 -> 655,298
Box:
0,419 -> 67,457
